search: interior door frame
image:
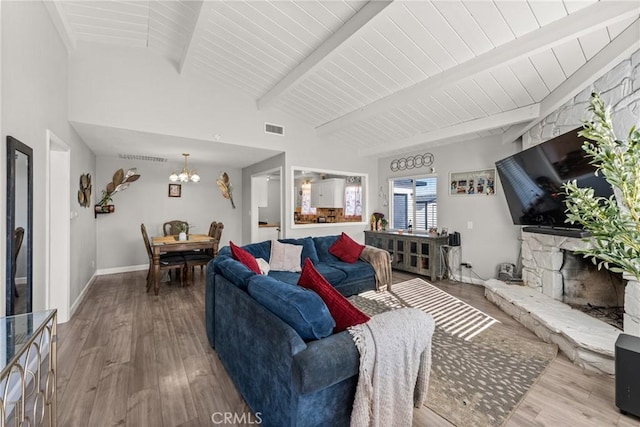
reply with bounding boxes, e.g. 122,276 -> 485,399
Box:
250,167 -> 282,243
46,130 -> 71,322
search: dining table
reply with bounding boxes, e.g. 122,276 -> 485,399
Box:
150,234 -> 215,295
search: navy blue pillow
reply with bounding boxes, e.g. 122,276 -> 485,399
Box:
313,235 -> 341,263
247,275 -> 335,340
217,246 -> 232,258
242,240 -> 272,261
214,257 -> 256,290
279,237 -> 320,265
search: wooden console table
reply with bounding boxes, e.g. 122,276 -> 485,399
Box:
365,231 -> 448,280
1,309 -> 57,426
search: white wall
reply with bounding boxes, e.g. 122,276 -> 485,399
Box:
68,43 -> 325,155
1,1 -> 96,315
95,156 -> 241,271
378,137 -> 521,282
66,45 -> 381,246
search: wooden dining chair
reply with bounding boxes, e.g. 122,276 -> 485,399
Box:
163,220 -> 189,236
141,223 -> 186,291
208,221 -> 224,257
12,227 -> 24,298
184,251 -> 213,285
183,220 -> 224,281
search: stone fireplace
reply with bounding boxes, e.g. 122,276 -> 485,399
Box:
521,230 -> 640,335
561,251 -> 624,309
486,49 -> 640,373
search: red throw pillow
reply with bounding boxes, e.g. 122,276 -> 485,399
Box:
298,258 -> 369,332
329,232 -> 365,263
230,241 -> 261,274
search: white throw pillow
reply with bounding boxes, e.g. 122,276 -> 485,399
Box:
256,258 -> 270,275
269,240 -> 303,272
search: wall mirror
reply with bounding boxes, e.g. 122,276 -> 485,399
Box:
6,136 -> 33,316
292,167 -> 366,226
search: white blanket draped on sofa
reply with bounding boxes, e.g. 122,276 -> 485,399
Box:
348,308 -> 435,427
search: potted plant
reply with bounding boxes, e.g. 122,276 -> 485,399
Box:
563,93 -> 640,278
178,223 -> 188,241
563,93 -> 640,333
97,190 -> 113,212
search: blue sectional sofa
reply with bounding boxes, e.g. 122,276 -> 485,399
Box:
205,235 -> 378,427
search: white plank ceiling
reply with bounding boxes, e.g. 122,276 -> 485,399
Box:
52,0 -> 640,158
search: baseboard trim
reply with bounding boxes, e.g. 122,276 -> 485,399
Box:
69,272 -> 97,320
66,265 -> 148,322
451,273 -> 485,286
96,264 -> 148,276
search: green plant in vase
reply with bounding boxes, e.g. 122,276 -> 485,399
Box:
98,190 -> 113,208
178,223 -> 188,240
562,93 -> 640,280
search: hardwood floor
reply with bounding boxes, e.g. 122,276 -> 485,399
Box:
56,269 -> 640,426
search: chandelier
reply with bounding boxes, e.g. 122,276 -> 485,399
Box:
169,153 -> 200,183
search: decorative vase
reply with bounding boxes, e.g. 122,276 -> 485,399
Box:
179,232 -> 187,241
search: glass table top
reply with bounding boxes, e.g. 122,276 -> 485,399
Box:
0,310 -> 56,377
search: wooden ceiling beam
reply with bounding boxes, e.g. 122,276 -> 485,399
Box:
256,0 -> 393,110
502,18 -> 640,144
358,104 -> 540,157
317,1 -> 639,137
178,0 -> 205,74
368,133 -> 503,159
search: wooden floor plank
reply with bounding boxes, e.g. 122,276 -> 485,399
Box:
151,293 -> 198,426
126,388 -> 164,427
87,363 -> 131,427
57,346 -> 106,426
56,317 -> 93,403
56,269 -> 640,427
128,282 -> 159,395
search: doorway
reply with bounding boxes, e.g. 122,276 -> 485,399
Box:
251,167 -> 282,243
46,130 -> 71,322
390,176 -> 438,232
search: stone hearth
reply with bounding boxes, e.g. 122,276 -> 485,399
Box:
483,230 -> 640,375
485,279 -> 619,375
521,230 -> 640,335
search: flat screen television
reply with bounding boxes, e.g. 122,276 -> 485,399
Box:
495,127 -> 613,236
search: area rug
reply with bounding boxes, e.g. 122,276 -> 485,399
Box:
349,278 -> 558,426
356,278 -> 499,340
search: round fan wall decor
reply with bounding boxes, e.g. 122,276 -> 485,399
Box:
78,173 -> 92,208
390,153 -> 434,172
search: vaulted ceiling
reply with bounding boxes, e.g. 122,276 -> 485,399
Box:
48,0 -> 640,158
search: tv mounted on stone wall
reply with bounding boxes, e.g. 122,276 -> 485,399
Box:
495,127 -> 614,238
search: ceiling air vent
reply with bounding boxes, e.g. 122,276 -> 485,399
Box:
118,153 -> 167,163
265,123 -> 284,136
